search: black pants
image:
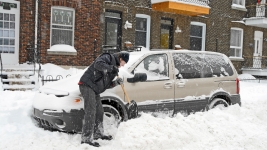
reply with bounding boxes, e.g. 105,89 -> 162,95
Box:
79,85 -> 104,143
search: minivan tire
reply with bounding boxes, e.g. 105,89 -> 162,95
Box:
103,104 -> 122,127
208,98 -> 229,110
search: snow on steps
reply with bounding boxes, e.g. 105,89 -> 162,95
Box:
2,84 -> 36,90
1,65 -> 42,91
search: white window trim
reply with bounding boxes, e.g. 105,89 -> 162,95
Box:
190,22 -> 206,51
230,27 -> 243,58
136,14 -> 151,50
231,0 -> 247,11
50,6 -> 75,47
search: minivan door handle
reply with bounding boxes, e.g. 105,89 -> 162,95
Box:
176,80 -> 185,88
164,82 -> 173,89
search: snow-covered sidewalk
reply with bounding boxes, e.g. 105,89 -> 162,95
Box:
1,81 -> 267,150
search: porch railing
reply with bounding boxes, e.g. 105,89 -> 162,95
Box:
242,56 -> 267,69
245,3 -> 267,18
26,44 -> 42,78
0,53 -> 3,84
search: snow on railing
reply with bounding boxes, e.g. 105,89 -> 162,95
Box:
242,56 -> 267,69
245,3 -> 267,18
176,0 -> 209,6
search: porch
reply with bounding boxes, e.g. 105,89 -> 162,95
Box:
241,56 -> 267,77
244,3 -> 267,28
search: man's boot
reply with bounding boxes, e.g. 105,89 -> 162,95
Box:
81,141 -> 100,147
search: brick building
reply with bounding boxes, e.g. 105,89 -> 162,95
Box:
1,0 -> 103,67
101,0 -> 152,52
1,0 -> 267,75
150,0 -> 267,74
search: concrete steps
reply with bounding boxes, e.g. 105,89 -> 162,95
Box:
0,64 -> 42,91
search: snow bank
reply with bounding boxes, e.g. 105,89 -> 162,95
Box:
1,81 -> 267,149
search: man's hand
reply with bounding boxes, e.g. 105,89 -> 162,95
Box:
115,77 -> 123,85
112,66 -> 119,74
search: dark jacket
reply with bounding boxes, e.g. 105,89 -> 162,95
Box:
79,53 -> 120,94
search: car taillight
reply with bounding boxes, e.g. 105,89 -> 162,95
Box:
236,78 -> 240,94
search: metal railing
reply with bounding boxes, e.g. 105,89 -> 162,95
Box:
102,45 -> 120,54
27,44 -> 41,77
41,74 -> 71,86
0,53 -> 3,84
245,3 -> 267,18
242,56 -> 267,69
176,0 -> 209,6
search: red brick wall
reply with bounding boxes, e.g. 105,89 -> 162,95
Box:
19,0 -> 103,66
17,0 -> 35,63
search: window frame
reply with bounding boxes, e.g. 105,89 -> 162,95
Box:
132,53 -> 169,81
230,27 -> 243,58
50,6 -> 75,47
190,21 -> 206,51
135,14 -> 151,49
104,10 -> 122,50
231,0 -> 247,11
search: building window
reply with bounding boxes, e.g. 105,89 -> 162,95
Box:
135,14 -> 150,49
232,0 -> 246,7
160,18 -> 173,49
230,28 -> 243,58
0,13 -> 16,54
104,11 -> 122,50
50,7 -> 75,46
190,22 -> 206,51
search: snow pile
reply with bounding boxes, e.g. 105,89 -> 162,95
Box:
238,73 -> 256,80
1,79 -> 267,149
41,63 -> 82,79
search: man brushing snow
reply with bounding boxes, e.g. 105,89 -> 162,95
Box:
78,51 -> 129,147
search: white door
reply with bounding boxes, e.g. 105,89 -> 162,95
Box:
256,0 -> 266,17
0,0 -> 20,65
253,31 -> 263,68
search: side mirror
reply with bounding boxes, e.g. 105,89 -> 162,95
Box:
127,73 -> 147,83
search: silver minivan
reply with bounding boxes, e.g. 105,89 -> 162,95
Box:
32,50 -> 241,132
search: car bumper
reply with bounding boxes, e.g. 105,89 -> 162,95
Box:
33,108 -> 84,133
230,94 -> 242,106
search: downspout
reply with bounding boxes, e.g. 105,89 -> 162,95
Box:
35,0 -> 38,50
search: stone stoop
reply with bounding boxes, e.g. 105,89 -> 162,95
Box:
0,65 -> 42,91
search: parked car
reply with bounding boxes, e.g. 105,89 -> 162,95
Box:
32,50 -> 241,133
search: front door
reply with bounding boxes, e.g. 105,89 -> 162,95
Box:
160,18 -> 173,49
104,11 -> 122,51
253,31 -> 263,68
0,0 -> 20,65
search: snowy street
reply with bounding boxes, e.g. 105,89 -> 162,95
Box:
1,80 -> 267,150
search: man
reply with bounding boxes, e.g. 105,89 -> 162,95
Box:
78,51 -> 129,147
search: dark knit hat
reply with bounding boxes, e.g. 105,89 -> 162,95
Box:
119,51 -> 129,63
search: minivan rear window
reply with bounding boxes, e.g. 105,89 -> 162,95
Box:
173,53 -> 234,79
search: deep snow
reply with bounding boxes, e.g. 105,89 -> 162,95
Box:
1,71 -> 267,149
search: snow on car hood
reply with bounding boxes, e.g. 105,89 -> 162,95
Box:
39,52 -> 145,96
39,69 -> 85,96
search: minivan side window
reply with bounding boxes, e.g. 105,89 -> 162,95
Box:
133,54 -> 169,81
173,53 -> 234,79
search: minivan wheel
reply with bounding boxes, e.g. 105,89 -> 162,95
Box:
208,98 -> 229,110
103,104 -> 122,127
